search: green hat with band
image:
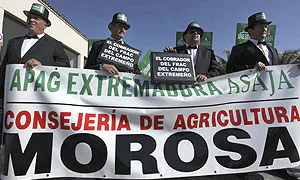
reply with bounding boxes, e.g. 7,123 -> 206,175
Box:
23,3 -> 51,26
108,13 -> 130,30
245,12 -> 272,32
183,22 -> 204,37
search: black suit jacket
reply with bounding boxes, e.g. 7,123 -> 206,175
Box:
175,45 -> 221,78
226,40 -> 280,73
85,39 -> 140,74
0,34 -> 70,98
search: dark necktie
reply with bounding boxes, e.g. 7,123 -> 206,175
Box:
257,41 -> 267,45
188,46 -> 197,49
25,35 -> 39,39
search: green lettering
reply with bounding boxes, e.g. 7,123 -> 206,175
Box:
191,84 -> 208,96
121,77 -> 132,97
179,84 -> 192,97
96,75 -> 107,96
9,69 -> 21,91
108,76 -> 120,96
253,73 -> 268,92
48,72 -> 60,92
207,81 -> 222,95
34,71 -> 45,91
134,79 -> 150,97
153,84 -> 165,97
79,74 -> 93,95
166,84 -> 178,97
240,75 -> 250,93
23,70 -> 35,91
228,78 -> 240,94
67,73 -> 79,95
278,70 -> 294,89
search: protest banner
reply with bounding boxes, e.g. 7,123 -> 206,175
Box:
97,39 -> 141,71
176,32 -> 213,49
236,23 -> 276,46
1,64 -> 300,179
150,52 -> 196,84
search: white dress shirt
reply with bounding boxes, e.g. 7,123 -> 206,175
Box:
249,39 -> 273,65
21,33 -> 45,58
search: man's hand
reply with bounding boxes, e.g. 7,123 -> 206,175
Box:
254,61 -> 266,71
24,58 -> 42,70
163,46 -> 177,53
196,74 -> 207,82
102,64 -> 120,75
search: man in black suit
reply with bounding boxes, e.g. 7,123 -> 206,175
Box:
0,3 -> 70,98
226,12 -> 280,73
164,22 -> 220,82
227,12 -> 299,180
85,12 -> 140,75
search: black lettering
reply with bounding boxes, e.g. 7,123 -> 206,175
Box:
2,133 -> 53,176
115,134 -> 158,175
164,132 -> 208,172
260,127 -> 299,166
214,128 -> 256,168
61,133 -> 107,173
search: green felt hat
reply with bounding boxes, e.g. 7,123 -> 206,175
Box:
183,22 -> 204,37
23,3 -> 51,26
108,13 -> 130,30
245,12 -> 271,32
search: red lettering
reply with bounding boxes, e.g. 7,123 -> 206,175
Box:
5,110 -> 14,129
71,113 -> 83,130
16,111 -> 31,130
250,108 -> 260,124
291,105 -> 300,122
84,113 -> 95,130
48,111 -> 59,129
140,115 -> 152,130
242,109 -> 252,125
261,108 -> 274,124
187,114 -> 198,129
154,115 -> 164,130
33,111 -> 46,129
217,110 -> 228,127
274,107 -> 288,123
117,115 -> 131,130
60,112 -> 71,130
199,113 -> 209,128
173,114 -> 186,130
97,114 -> 109,130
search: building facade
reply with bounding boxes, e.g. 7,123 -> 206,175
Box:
0,0 -> 88,68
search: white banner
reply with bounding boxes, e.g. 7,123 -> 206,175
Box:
1,64 -> 300,179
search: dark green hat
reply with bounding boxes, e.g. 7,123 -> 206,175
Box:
108,13 -> 130,30
183,22 -> 204,38
23,3 -> 51,27
245,12 -> 271,32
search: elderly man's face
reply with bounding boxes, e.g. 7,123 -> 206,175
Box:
184,28 -> 201,45
110,23 -> 127,40
26,14 -> 47,35
248,23 -> 268,41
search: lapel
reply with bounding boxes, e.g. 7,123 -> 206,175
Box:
245,40 -> 269,65
22,35 -> 48,60
266,44 -> 280,65
13,36 -> 25,60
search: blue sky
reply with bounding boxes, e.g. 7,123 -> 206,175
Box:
46,0 -> 299,60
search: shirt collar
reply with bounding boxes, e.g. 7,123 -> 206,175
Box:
26,33 -> 45,39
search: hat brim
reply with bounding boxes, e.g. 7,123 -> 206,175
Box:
244,21 -> 272,32
183,27 -> 204,41
108,21 -> 130,30
23,10 -> 51,27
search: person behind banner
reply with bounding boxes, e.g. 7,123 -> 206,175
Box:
226,12 -> 281,73
0,3 -> 70,99
85,12 -> 140,75
163,22 -> 221,82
